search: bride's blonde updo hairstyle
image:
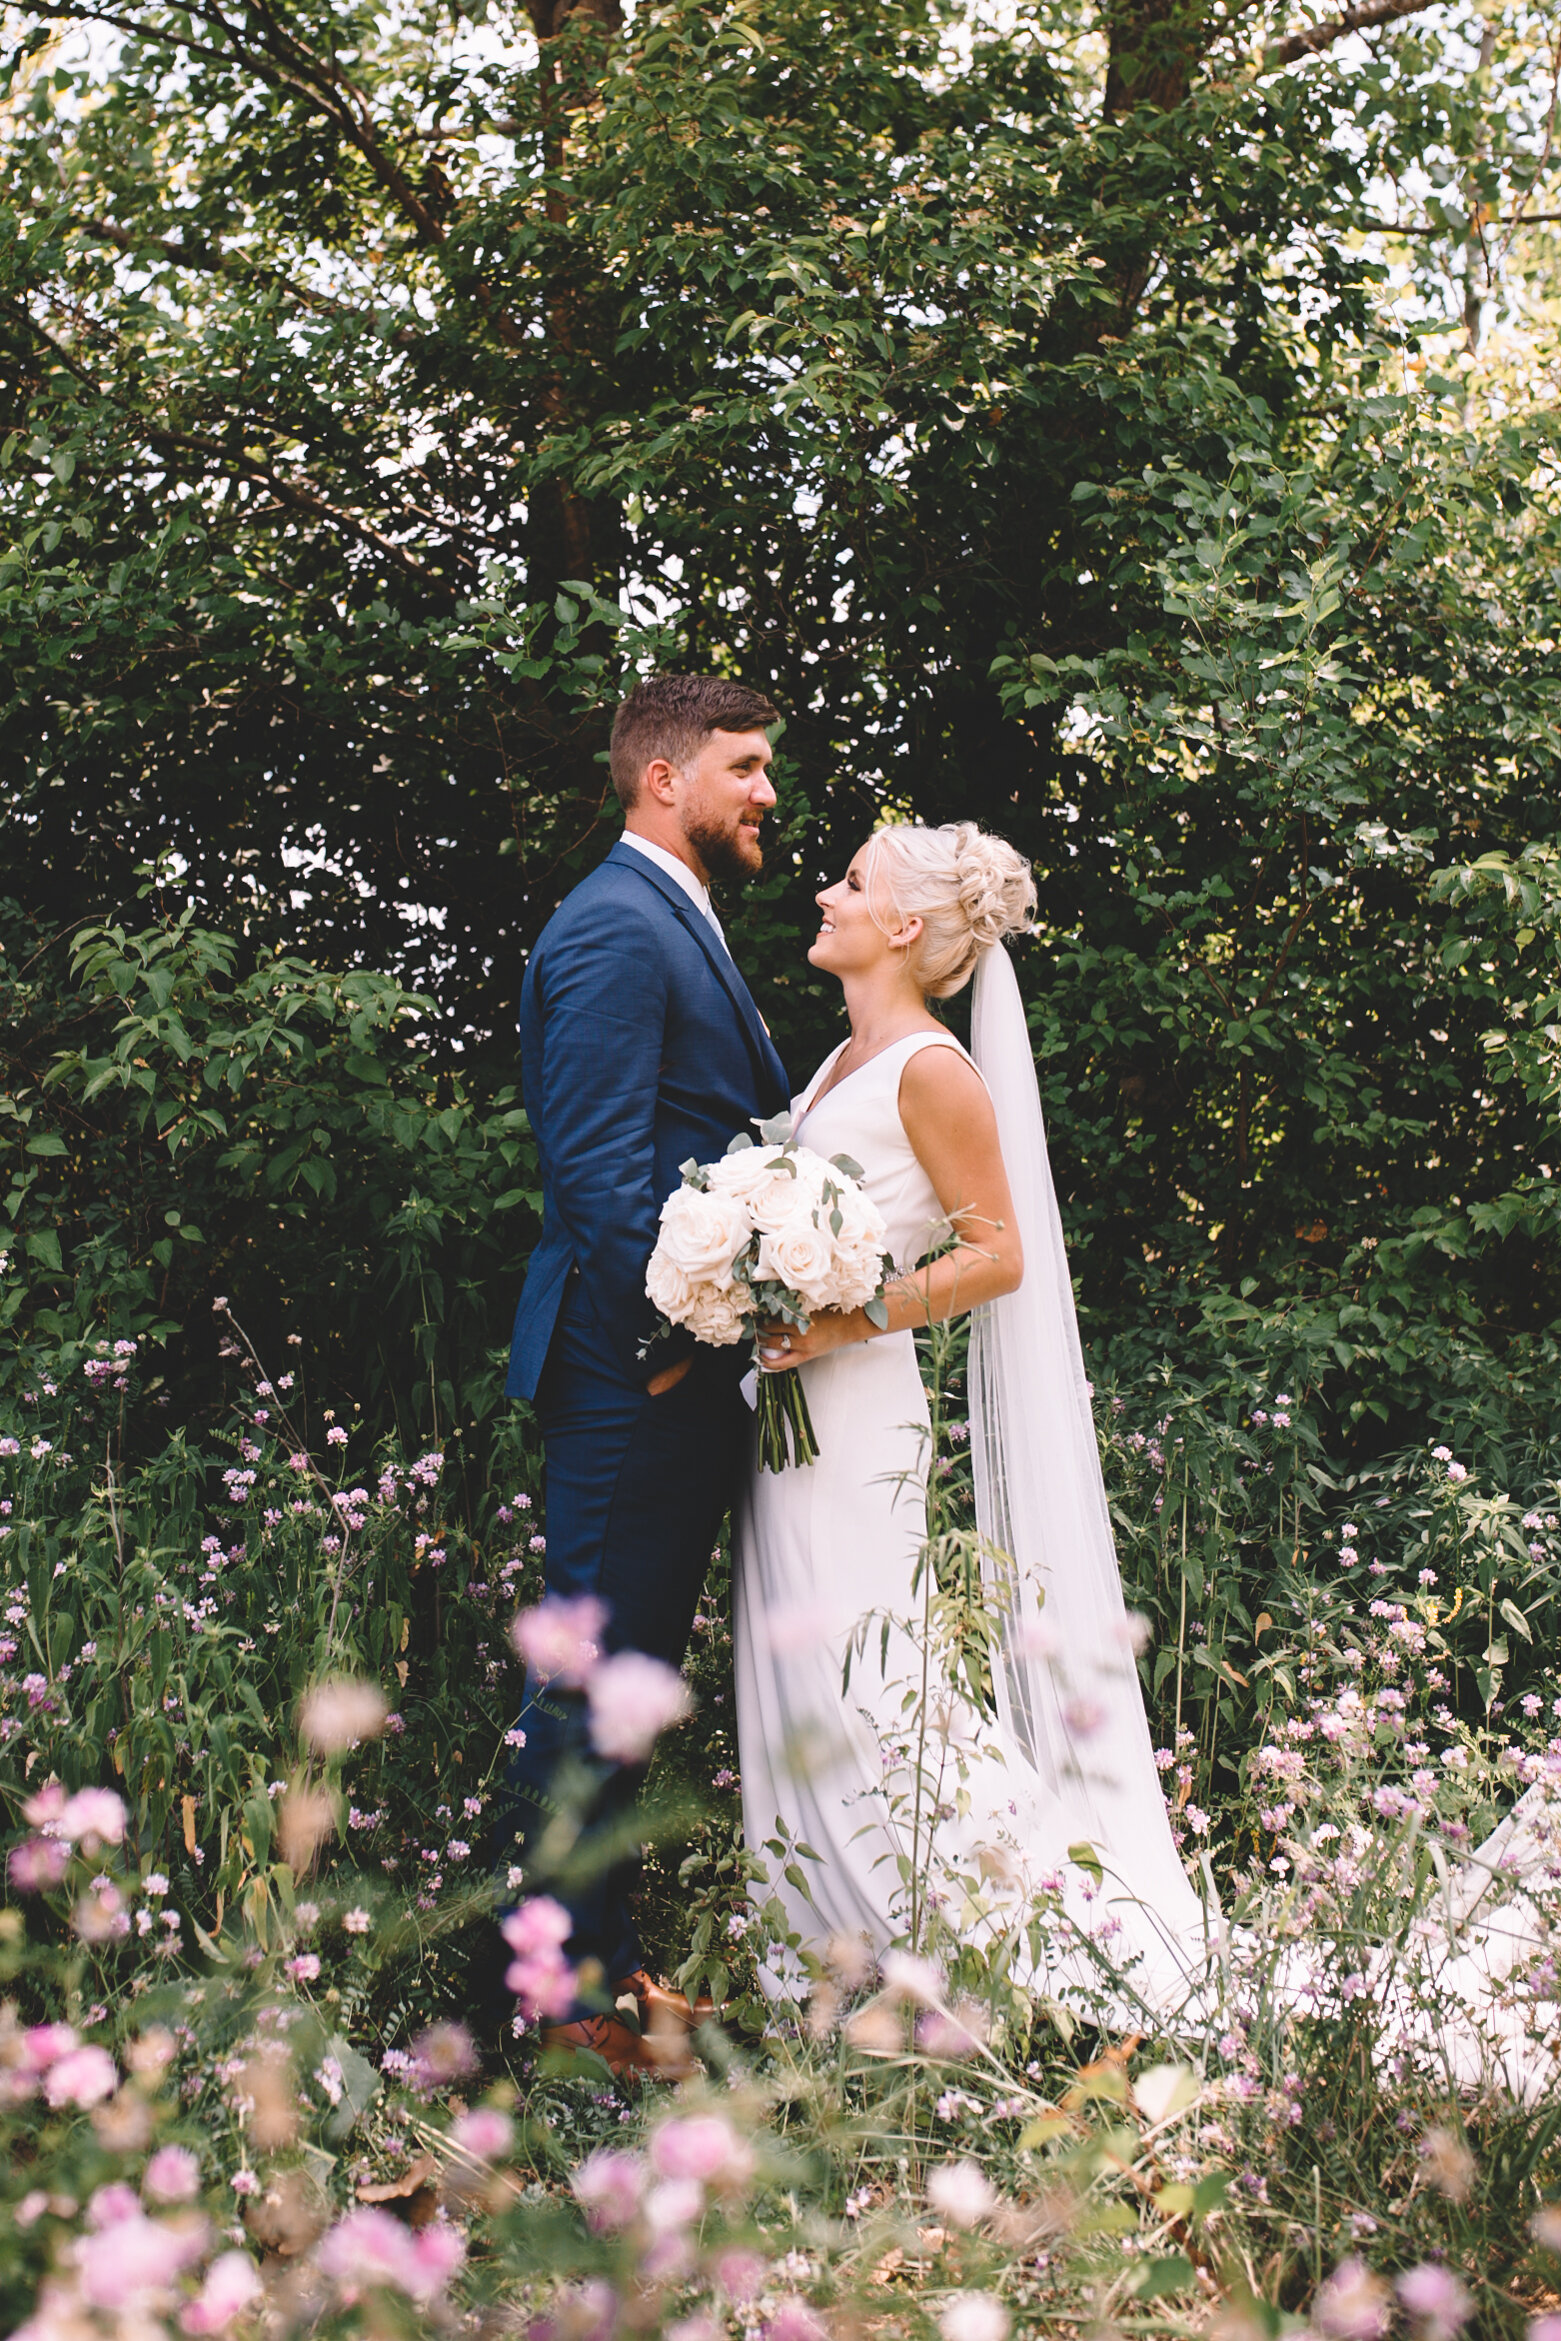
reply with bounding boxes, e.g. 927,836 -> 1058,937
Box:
865,821 -> 1037,999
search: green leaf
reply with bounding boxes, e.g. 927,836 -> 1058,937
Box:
1191,2170 -> 1231,2217
1499,1596 -> 1532,1643
1134,2255 -> 1196,2299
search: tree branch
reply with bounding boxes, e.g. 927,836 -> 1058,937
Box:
30,0 -> 449,248
1,294 -> 462,595
1263,0 -> 1439,70
76,217 -> 358,320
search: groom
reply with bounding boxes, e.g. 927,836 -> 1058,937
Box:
491,673 -> 789,2073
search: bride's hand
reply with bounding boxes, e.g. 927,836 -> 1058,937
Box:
757,1309 -> 868,1370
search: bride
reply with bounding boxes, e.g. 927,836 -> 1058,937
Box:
732,820 -> 1211,2007
733,818 -> 1561,2092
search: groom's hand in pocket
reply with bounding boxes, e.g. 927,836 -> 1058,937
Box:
646,1355 -> 695,1397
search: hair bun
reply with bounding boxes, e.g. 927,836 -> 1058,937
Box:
868,820 -> 1036,999
950,824 -> 1037,951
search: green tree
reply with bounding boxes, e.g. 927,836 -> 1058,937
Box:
2,0 -> 1560,1436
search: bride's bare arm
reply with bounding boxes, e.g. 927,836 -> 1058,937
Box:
758,1047 -> 1023,1371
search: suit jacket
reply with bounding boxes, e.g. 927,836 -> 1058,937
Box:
506,839 -> 791,1398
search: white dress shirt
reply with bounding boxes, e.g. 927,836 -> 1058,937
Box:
619,829 -> 730,955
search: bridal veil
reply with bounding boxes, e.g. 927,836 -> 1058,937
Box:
967,940 -> 1213,1963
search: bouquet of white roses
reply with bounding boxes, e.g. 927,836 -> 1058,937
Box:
645,1114 -> 893,1470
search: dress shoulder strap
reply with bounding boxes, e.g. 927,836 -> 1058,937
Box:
894,1029 -> 983,1079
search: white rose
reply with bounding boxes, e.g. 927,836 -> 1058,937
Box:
646,1251 -> 698,1325
821,1244 -> 884,1313
684,1286 -> 749,1345
707,1146 -> 803,1233
653,1185 -> 752,1283
755,1212 -> 838,1308
706,1144 -> 776,1197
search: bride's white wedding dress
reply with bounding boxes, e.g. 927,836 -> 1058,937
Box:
733,948 -> 1561,2095
733,1015 -> 1211,2007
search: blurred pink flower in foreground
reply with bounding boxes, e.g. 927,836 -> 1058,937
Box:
298,1678 -> 390,1755
75,2210 -> 210,2309
510,1595 -> 607,1688
144,2145 -> 203,2203
62,1787 -> 128,1847
938,2294 -> 1009,2341
315,2206 -> 465,2303
1312,2259 -> 1392,2341
180,2248 -> 264,2334
927,2160 -> 997,2228
917,2001 -> 989,2061
451,2106 -> 514,2160
650,2112 -> 755,2192
8,1837 -> 71,1892
879,1950 -> 945,2005
73,1882 -> 129,1944
23,1783 -> 129,1847
45,2044 -> 119,2109
587,1651 -> 693,1763
715,2248 -> 766,2302
573,2147 -> 646,2231
409,2021 -> 479,2090
502,1896 -> 576,2021
87,2182 -> 142,2228
767,2299 -> 828,2341
1396,2265 -> 1473,2341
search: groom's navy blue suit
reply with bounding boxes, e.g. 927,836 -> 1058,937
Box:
494,838 -> 788,1996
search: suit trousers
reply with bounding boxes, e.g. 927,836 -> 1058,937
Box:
487,1275 -> 750,2009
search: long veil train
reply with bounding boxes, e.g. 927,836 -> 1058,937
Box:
965,941 -> 1213,1994
964,940 -> 1561,2091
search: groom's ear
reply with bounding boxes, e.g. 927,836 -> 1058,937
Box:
641,756 -> 679,807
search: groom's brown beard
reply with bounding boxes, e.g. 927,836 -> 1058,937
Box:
687,809 -> 765,886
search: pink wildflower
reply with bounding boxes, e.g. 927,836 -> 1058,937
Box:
61,1788 -> 128,1847
880,1949 -> 945,2004
1309,2260 -> 1390,2340
509,1595 -> 606,1688
587,1650 -> 693,1761
451,2108 -> 513,2161
45,2044 -> 119,2108
767,2300 -> 829,2341
144,2145 -> 202,2202
87,2182 -> 143,2228
408,2021 -> 478,2090
1397,2266 -> 1472,2340
650,2113 -> 755,2191
573,2148 -> 646,2231
315,2205 -> 465,2303
8,1836 -> 70,1892
75,2211 -> 209,2308
502,1895 -> 576,2021
917,2001 -> 990,2060
298,1678 -> 389,1754
180,2249 -> 264,2333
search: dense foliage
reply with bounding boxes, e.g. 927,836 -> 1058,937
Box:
2,0 -> 1560,1447
6,0 -> 1561,2330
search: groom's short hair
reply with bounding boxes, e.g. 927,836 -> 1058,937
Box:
610,674 -> 779,810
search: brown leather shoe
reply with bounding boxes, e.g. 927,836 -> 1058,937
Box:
613,1968 -> 717,2036
539,2012 -> 660,2080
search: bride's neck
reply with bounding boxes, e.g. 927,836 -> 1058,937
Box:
839,963 -> 934,1051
